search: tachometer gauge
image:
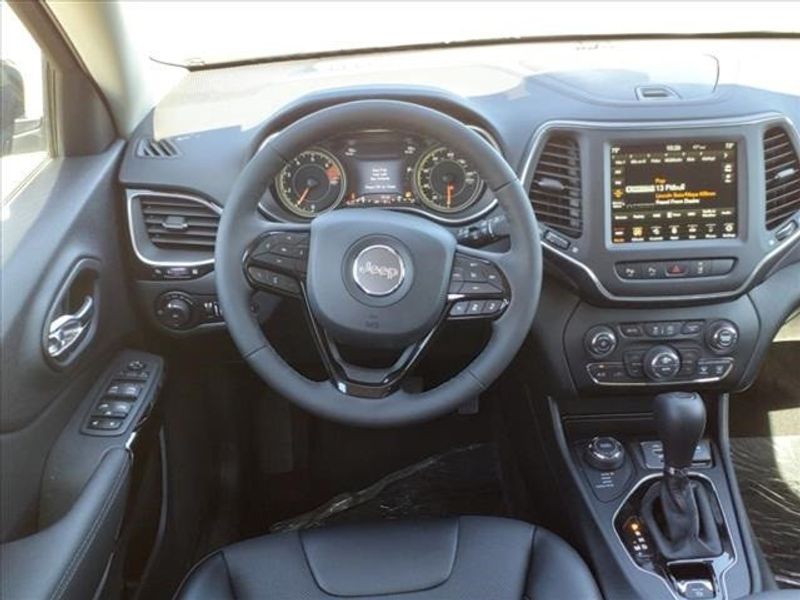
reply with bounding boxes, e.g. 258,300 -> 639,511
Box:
276,149 -> 346,218
414,146 -> 483,213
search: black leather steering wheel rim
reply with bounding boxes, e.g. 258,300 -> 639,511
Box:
216,100 -> 542,426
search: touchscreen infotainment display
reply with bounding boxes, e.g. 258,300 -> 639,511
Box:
610,141 -> 738,244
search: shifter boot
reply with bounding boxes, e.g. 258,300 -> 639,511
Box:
641,474 -> 723,560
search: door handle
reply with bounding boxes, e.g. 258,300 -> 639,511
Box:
47,296 -> 94,359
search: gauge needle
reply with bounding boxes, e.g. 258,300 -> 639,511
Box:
296,187 -> 310,206
446,183 -> 454,208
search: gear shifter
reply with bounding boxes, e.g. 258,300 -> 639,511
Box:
654,391 -> 706,473
642,392 -> 722,560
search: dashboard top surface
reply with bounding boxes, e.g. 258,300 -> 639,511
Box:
120,37 -> 800,309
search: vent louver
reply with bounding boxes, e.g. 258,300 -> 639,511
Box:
763,126 -> 800,230
140,195 -> 220,251
529,135 -> 583,238
136,137 -> 180,158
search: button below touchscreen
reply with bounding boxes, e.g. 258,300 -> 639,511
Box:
610,141 -> 738,244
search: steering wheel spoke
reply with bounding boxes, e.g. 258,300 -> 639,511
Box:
304,301 -> 443,399
446,247 -> 511,321
243,223 -> 310,297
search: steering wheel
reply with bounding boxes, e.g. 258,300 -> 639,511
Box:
216,100 -> 542,427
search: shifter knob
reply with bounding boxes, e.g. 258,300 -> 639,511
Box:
653,391 -> 705,470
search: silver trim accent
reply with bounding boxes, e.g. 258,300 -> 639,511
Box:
520,113 -> 800,303
257,124 -> 501,225
586,358 -> 734,387
612,473 -> 737,600
126,189 -> 222,268
351,244 -> 406,296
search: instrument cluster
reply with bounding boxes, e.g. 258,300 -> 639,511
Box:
261,128 -> 500,222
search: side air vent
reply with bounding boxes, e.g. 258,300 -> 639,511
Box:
140,194 -> 220,251
763,126 -> 800,230
136,137 -> 180,158
529,135 -> 583,238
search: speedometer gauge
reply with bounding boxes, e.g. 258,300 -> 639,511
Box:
276,149 -> 346,218
414,146 -> 483,213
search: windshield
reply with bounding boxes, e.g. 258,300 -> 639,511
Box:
119,1 -> 799,67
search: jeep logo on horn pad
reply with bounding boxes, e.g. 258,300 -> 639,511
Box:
352,244 -> 405,296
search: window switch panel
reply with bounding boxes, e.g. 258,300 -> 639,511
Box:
93,401 -> 133,419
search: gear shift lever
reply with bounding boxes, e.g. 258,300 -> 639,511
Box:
654,391 -> 705,472
642,391 -> 721,560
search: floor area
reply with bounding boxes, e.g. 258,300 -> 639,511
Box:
731,338 -> 800,589
270,443 -> 507,532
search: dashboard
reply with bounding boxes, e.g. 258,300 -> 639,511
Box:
117,38 -> 800,398
259,127 -> 500,223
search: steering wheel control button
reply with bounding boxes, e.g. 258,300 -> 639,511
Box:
585,436 -> 625,471
706,320 -> 739,353
449,302 -> 469,317
585,325 -> 617,358
247,266 -> 301,295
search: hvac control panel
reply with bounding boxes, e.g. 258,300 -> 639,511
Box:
563,298 -> 759,393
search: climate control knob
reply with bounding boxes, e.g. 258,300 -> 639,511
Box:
707,320 -> 739,354
643,345 -> 681,381
585,325 -> 618,358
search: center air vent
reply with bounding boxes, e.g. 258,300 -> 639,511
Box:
763,126 -> 800,230
140,194 -> 220,251
529,135 -> 583,238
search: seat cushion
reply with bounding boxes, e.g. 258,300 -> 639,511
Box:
176,516 -> 601,599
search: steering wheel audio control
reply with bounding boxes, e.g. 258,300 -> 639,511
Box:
246,231 -> 310,296
643,345 -> 682,381
585,325 -> 618,358
447,254 -> 509,319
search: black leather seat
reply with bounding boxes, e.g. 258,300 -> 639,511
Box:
177,516 -> 601,599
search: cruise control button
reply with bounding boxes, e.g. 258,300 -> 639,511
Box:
247,267 -> 300,294
462,282 -> 502,296
448,281 -> 463,294
251,252 -> 297,272
465,266 -> 488,282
